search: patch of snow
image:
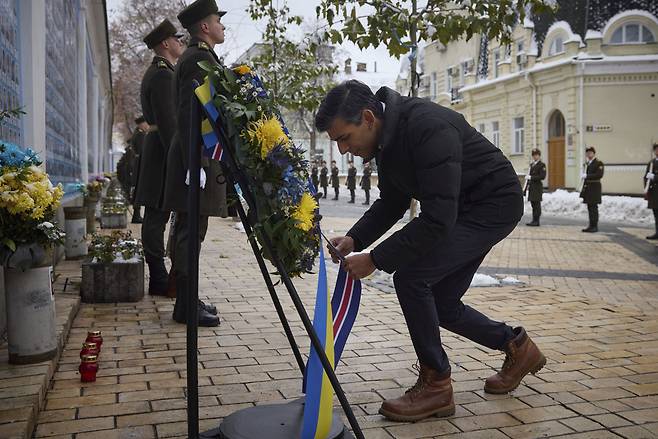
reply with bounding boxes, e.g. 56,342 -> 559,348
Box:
470,273 -> 500,287
529,189 -> 653,225
233,222 -> 245,233
585,30 -> 603,40
523,17 -> 535,29
501,276 -> 523,285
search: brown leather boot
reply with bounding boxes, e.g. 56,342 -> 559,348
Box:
485,327 -> 546,394
379,363 -> 455,422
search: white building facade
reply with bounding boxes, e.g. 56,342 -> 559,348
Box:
398,5 -> 658,195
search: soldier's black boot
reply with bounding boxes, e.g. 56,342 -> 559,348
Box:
173,275 -> 220,327
647,211 -> 658,239
526,216 -> 540,227
131,206 -> 143,224
147,259 -> 169,296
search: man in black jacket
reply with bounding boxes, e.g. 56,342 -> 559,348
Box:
525,148 -> 546,227
136,19 -> 184,297
346,160 -> 357,203
645,143 -> 658,240
316,80 -> 545,422
579,146 -> 604,233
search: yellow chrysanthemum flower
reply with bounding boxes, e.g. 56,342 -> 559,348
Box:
292,192 -> 318,232
234,65 -> 251,75
245,116 -> 289,159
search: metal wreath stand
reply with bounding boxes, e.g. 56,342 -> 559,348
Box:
183,81 -> 362,439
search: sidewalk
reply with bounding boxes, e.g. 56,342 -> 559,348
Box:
30,217 -> 658,438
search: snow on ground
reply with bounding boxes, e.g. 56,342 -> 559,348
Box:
233,222 -> 245,233
366,270 -> 522,290
529,189 -> 652,225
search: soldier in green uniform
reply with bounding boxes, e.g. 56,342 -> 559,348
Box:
162,0 -> 229,326
524,148 -> 546,227
135,19 -> 185,296
330,159 -> 340,200
645,143 -> 658,240
130,116 -> 148,223
346,160 -> 357,203
320,160 -> 329,198
360,161 -> 372,205
116,142 -> 133,200
311,160 -> 319,191
580,146 -> 604,233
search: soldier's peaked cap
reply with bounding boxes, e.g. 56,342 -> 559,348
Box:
177,0 -> 226,30
143,19 -> 183,49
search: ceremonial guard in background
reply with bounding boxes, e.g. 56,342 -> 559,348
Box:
311,160 -> 319,191
130,116 -> 148,223
331,159 -> 340,200
346,160 -> 357,203
162,0 -> 229,326
319,160 -> 328,198
580,146 -> 604,233
135,19 -> 185,297
645,143 -> 658,240
524,148 -> 546,227
360,161 -> 371,205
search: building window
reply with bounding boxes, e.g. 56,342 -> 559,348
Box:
492,121 -> 500,148
478,123 -> 485,135
610,23 -> 655,44
512,117 -> 524,154
430,72 -> 437,101
548,37 -> 564,56
493,49 -> 500,78
445,68 -> 453,92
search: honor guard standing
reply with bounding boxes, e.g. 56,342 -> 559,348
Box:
346,160 -> 357,203
524,149 -> 546,227
360,161 -> 371,205
162,0 -> 229,326
320,160 -> 329,198
645,143 -> 658,240
311,160 -> 319,191
135,19 -> 185,297
580,146 -> 604,233
130,116 -> 148,223
331,160 -> 340,200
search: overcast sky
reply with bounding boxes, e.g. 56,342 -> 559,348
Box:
106,0 -> 402,81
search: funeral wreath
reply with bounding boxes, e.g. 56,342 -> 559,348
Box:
200,62 -> 320,277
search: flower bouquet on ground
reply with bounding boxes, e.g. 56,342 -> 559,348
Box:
0,142 -> 64,269
200,63 -> 319,277
81,231 -> 144,303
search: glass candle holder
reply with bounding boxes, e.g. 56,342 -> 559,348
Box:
79,354 -> 98,382
80,342 -> 99,359
85,330 -> 103,350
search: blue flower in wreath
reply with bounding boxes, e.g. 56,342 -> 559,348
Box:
279,165 -> 305,204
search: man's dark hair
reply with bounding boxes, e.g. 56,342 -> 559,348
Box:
531,148 -> 541,156
585,146 -> 596,154
315,80 -> 384,132
653,143 -> 658,151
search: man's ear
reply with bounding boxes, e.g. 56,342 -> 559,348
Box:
363,109 -> 375,126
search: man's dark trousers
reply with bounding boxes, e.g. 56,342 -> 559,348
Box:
587,204 -> 598,227
531,201 -> 541,221
142,207 -> 171,281
392,191 -> 523,373
172,212 -> 209,277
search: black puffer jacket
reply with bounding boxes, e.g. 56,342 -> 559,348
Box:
346,87 -> 521,273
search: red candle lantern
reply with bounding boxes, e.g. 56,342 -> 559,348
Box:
80,342 -> 99,359
79,354 -> 98,382
85,330 -> 103,349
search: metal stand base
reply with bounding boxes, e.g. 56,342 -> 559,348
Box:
200,398 -> 355,439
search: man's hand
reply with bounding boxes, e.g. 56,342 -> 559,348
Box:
524,174 -> 531,181
646,172 -> 655,180
580,172 -> 587,179
328,236 -> 354,263
343,253 -> 376,279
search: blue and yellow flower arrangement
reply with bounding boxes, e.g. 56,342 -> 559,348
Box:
200,62 -> 319,277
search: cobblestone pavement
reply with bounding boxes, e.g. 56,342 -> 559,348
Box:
31,207 -> 658,438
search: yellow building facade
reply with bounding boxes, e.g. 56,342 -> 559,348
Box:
401,10 -> 658,195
